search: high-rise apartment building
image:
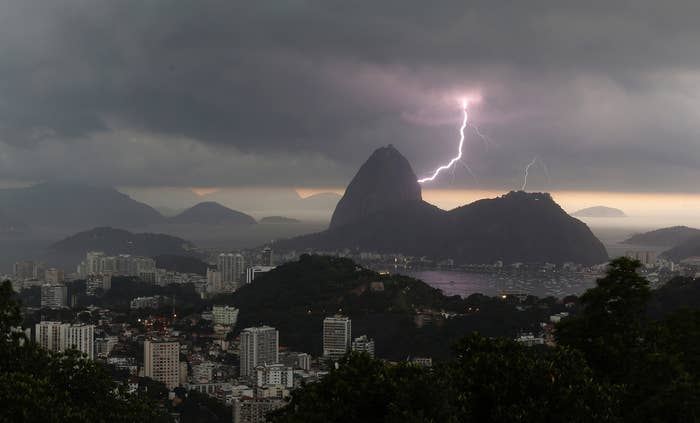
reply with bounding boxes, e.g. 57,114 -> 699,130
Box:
35,321 -> 63,352
144,339 -> 180,390
61,324 -> 95,360
261,247 -> 273,266
218,253 -> 245,291
323,316 -> 352,359
35,322 -> 94,359
240,326 -> 279,377
212,305 -> 239,326
255,363 -> 294,388
86,274 -> 112,295
40,284 -> 68,309
351,334 -> 375,358
44,268 -> 65,284
206,268 -> 223,293
85,251 -> 105,275
13,260 -> 36,280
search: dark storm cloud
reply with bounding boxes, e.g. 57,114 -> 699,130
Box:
1,0 -> 700,190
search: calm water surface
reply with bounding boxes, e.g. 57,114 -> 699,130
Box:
398,269 -> 600,298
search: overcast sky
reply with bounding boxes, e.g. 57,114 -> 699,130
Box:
2,1 -> 700,192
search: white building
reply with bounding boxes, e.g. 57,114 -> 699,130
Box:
35,321 -> 63,352
192,361 -> 217,383
240,326 -> 279,377
95,336 -> 119,358
40,284 -> 68,309
206,268 -> 224,293
515,332 -> 545,347
233,397 -> 285,423
245,266 -> 275,284
212,305 -> 239,326
261,247 -> 273,266
144,338 -> 180,390
44,268 -> 65,284
626,250 -> 658,267
35,322 -> 94,359
85,251 -> 106,275
351,334 -> 375,358
130,296 -> 163,309
61,324 -> 95,360
218,253 -> 245,291
323,316 -> 351,359
297,353 -> 311,371
86,274 -> 112,295
255,364 -> 294,388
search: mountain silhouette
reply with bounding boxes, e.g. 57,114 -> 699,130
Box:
624,226 -> 700,247
0,181 -> 165,232
330,145 -> 421,229
169,202 -> 256,225
278,148 -> 608,265
47,227 -> 197,267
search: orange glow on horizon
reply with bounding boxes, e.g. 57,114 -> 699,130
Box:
293,186 -> 700,227
295,187 -> 345,198
190,187 -> 220,196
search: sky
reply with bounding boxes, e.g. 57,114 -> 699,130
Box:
2,1 -> 700,197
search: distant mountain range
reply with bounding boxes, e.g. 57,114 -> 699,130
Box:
46,227 -> 198,267
624,226 -> 700,247
0,182 -> 265,235
276,146 -> 608,265
122,187 -> 342,220
169,202 -> 256,225
572,206 -> 626,218
0,181 -> 164,233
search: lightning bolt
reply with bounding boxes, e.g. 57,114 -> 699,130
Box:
418,101 -> 469,183
468,123 -> 497,150
521,157 -> 538,191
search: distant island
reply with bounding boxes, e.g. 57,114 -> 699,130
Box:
572,206 -> 626,218
260,216 -> 301,224
624,226 -> 700,247
169,201 -> 256,226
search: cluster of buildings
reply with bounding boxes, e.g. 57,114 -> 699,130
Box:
11,247 -> 279,310
206,248 -> 276,294
25,309 -> 375,423
78,252 -> 157,281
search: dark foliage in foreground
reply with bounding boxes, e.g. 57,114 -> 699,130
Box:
0,281 -> 170,422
